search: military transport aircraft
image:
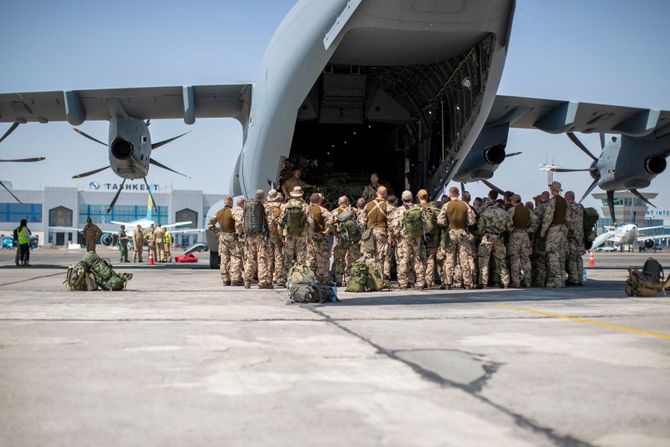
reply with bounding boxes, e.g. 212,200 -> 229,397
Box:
1,0 -> 669,224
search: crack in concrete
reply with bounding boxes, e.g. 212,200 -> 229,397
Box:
307,306 -> 594,447
0,272 -> 65,287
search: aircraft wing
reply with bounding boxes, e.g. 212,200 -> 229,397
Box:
638,225 -> 666,232
163,221 -> 193,229
170,228 -> 205,235
637,234 -> 670,242
48,226 -> 120,236
0,84 -> 252,126
591,231 -> 616,249
488,95 -> 670,137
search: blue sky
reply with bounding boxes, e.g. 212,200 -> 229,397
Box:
1,0 -> 669,216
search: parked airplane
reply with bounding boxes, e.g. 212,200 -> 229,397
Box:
591,224 -> 670,250
1,0 -> 669,215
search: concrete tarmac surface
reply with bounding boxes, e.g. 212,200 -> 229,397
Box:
1,247 -> 669,446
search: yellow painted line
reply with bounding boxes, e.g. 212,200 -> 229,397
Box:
493,303 -> 670,341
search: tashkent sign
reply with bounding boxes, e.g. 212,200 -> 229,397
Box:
87,181 -> 168,192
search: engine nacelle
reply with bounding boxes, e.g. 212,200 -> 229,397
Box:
108,117 -> 151,179
100,233 -> 113,246
645,156 -> 666,175
644,239 -> 655,249
484,144 -> 506,165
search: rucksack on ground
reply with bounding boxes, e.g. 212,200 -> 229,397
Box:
404,206 -> 424,239
243,199 -> 267,236
82,251 -> 133,291
288,281 -> 337,304
625,268 -> 670,297
288,263 -> 316,285
345,258 -> 386,292
642,257 -> 664,282
338,207 -> 361,243
64,261 -> 96,291
284,203 -> 305,236
423,205 -> 440,236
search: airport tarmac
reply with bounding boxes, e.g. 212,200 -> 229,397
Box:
0,247 -> 669,447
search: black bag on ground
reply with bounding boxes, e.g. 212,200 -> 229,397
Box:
289,281 -> 337,304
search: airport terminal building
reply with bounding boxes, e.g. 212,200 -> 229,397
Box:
0,182 -> 224,248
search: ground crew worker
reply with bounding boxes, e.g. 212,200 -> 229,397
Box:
437,187 -> 476,289
477,197 -> 511,288
83,217 -> 102,252
532,191 -> 550,287
306,193 -> 333,283
361,186 -> 390,279
541,181 -> 569,288
145,224 -> 156,261
391,190 -> 426,289
265,189 -> 286,287
331,195 -> 361,286
163,229 -> 172,262
16,219 -> 31,266
133,224 -> 144,262
208,196 -> 244,286
281,167 -> 313,200
242,189 -> 271,289
362,173 -> 382,203
507,194 -> 538,288
154,224 -> 165,263
279,186 -> 313,272
118,225 -> 129,263
565,190 -> 585,286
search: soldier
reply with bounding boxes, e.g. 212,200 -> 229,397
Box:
144,224 -> 156,261
361,186 -> 391,279
453,191 -> 479,288
541,181 -> 569,288
331,196 -> 361,286
281,167 -> 313,200
307,193 -> 334,283
437,187 -> 476,289
243,189 -> 271,289
265,189 -> 286,287
279,186 -> 313,272
416,189 -> 439,288
565,190 -> 585,286
207,196 -> 244,286
435,194 -> 449,288
362,173 -> 382,203
118,224 -> 129,263
391,191 -> 426,289
153,224 -> 165,263
133,224 -> 144,262
507,194 -> 538,288
234,198 -> 246,268
163,228 -> 172,262
477,197 -> 511,288
83,217 -> 102,252
532,191 -> 550,287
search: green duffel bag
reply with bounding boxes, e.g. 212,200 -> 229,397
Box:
288,263 -> 316,286
346,260 -> 369,292
288,281 -> 337,304
364,258 -> 386,291
64,261 -> 97,291
82,251 -> 132,291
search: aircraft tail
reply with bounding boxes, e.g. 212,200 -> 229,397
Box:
146,195 -> 153,221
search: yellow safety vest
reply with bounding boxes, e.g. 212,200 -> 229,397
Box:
18,226 -> 29,245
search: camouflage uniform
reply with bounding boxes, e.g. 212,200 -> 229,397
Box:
331,206 -> 361,285
242,200 -> 271,288
541,195 -> 569,288
477,200 -> 511,287
507,204 -> 538,287
566,202 -> 585,285
360,198 -> 391,279
279,198 -> 313,272
307,203 -> 334,282
132,227 -> 144,262
391,204 -> 427,288
437,199 -> 476,288
265,200 -> 285,286
233,206 -> 246,269
144,227 -> 156,260
153,226 -> 165,263
421,203 -> 442,288
531,203 -> 548,287
83,222 -> 102,252
361,183 -> 380,203
207,205 -> 244,285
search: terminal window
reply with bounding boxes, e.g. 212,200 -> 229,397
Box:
0,203 -> 42,223
79,204 -> 168,224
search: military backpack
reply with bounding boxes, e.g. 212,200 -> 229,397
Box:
243,199 -> 268,236
288,281 -> 337,304
288,263 -> 316,286
345,258 -> 386,292
82,251 -> 133,291
583,207 -> 599,242
64,261 -> 97,291
337,207 -> 362,243
423,205 -> 440,236
283,202 -> 305,236
403,206 -> 425,239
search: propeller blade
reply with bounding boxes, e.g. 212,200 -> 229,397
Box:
506,152 -> 522,157
106,179 -> 126,213
480,179 -> 505,195
73,128 -> 106,146
142,177 -> 158,213
578,178 -> 600,203
151,131 -> 190,150
0,157 -> 46,162
629,189 -> 656,209
552,168 -> 591,173
149,158 -> 190,178
599,132 -> 605,149
72,165 -> 110,179
0,180 -> 22,203
566,132 -> 599,161
0,122 -> 20,144
606,190 -> 617,226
